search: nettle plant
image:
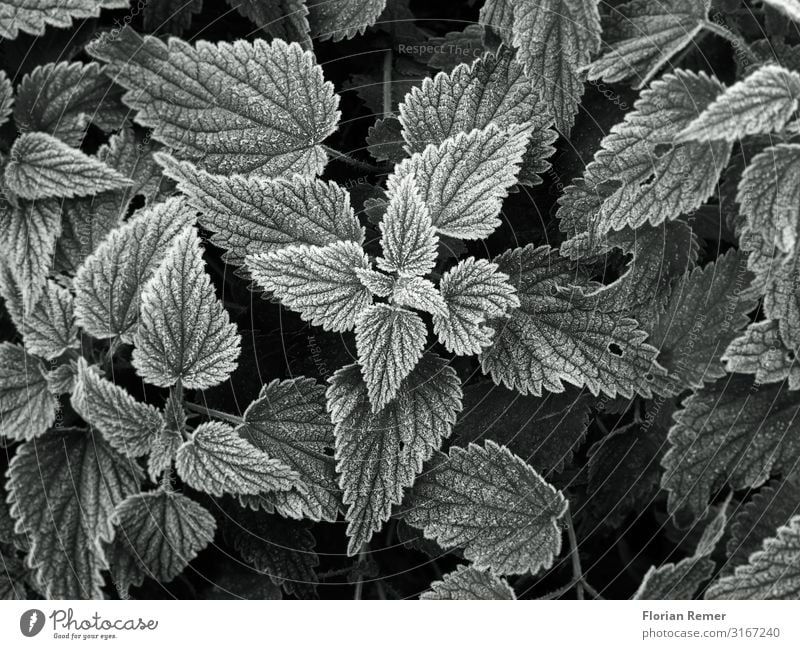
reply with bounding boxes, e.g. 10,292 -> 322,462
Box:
1,0 -> 800,601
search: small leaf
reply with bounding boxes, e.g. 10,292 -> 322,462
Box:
707,515 -> 800,599
723,320 -> 800,390
229,0 -> 311,48
328,355 -> 461,554
74,197 -> 197,343
421,565 -> 515,600
355,268 -> 394,298
7,429 -> 141,599
132,227 -> 241,389
112,490 -> 216,585
405,441 -> 567,575
176,421 -> 299,497
4,132 -> 131,200
308,0 -> 387,41
148,428 -> 182,483
0,343 -> 56,441
0,70 -> 13,128
433,257 -> 519,356
0,0 -> 129,39
678,64 -> 800,142
71,359 -> 165,458
376,175 -> 437,277
391,276 -> 448,317
355,304 -> 427,411
391,124 -> 530,239
88,27 -> 340,176
247,241 -> 372,333
160,155 -> 363,268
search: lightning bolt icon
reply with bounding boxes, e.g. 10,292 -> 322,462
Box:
28,612 -> 38,632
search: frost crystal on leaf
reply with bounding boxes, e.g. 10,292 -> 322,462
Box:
0,343 -> 57,441
0,0 -> 129,39
421,565 -> 515,600
308,0 -> 387,41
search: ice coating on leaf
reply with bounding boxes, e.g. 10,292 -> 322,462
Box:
231,0 -> 311,49
480,245 -> 668,398
405,440 -> 568,575
132,226 -> 241,389
0,0 -> 129,39
71,359 -> 165,458
723,320 -> 800,390
355,304 -> 427,411
399,47 -> 556,185
391,276 -> 448,318
355,268 -> 394,298
433,257 -> 519,356
238,377 -> 339,522
328,355 -> 462,554
0,343 -> 57,441
0,70 -> 13,128
111,490 -> 216,585
707,515 -> 800,599
421,565 -> 515,600
391,124 -> 530,239
247,241 -> 373,333
308,0 -> 386,41
159,155 -> 364,268
7,429 -> 142,599
586,0 -> 710,89
662,375 -> 800,520
510,0 -> 601,134
74,197 -> 197,343
4,132 -> 131,200
88,27 -> 340,176
176,421 -> 300,497
678,65 -> 800,142
14,61 -> 126,145
376,175 -> 438,277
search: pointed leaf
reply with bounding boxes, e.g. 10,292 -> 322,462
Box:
723,320 -> 800,390
355,268 -> 394,297
132,227 -> 241,389
405,441 -> 567,575
229,0 -> 311,48
0,0 -> 129,39
391,276 -> 447,317
0,70 -> 13,128
0,343 -> 56,441
308,0 -> 387,41
421,565 -> 515,600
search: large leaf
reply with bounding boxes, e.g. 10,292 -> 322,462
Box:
176,421 -> 299,497
662,376 -> 800,520
132,227 -> 241,389
421,565 -> 515,600
0,0 -> 128,39
4,132 -> 131,200
237,378 -> 339,522
405,441 -> 567,575
247,241 -> 372,333
159,155 -> 363,267
88,27 -> 339,176
7,429 -> 141,599
480,245 -> 668,398
307,0 -> 387,41
74,197 -> 197,343
328,355 -> 461,554
391,124 -> 530,239
0,343 -> 57,441
707,515 -> 800,599
723,320 -> 800,391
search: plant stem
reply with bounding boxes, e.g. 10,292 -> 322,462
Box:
565,504 -> 585,600
184,401 -> 243,426
353,544 -> 368,600
322,145 -> 386,173
700,19 -> 757,63
583,581 -> 604,600
537,577 -> 581,600
382,49 -> 393,118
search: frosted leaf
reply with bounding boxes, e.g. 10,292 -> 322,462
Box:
7,429 -> 141,598
229,0 -> 311,49
142,0 -> 202,33
71,359 -> 164,458
662,376 -> 800,520
391,124 -> 530,239
421,565 -> 515,600
88,27 -> 340,176
376,175 -> 438,277
0,0 -> 129,39
391,276 -> 448,318
14,61 -> 125,145
723,320 -> 800,390
355,304 -> 427,412
247,241 -> 372,333
74,197 -> 197,343
405,440 -> 567,575
132,227 -> 241,389
707,515 -> 800,599
0,70 -> 13,128
678,65 -> 800,142
308,0 -> 386,41
586,0 -> 710,89
4,132 -> 131,200
238,378 -> 339,522
355,268 -> 394,298
328,355 -> 461,554
478,0 -> 513,42
0,343 -> 57,441
480,245 -> 668,398
176,421 -> 299,497
398,48 -> 556,185
159,155 -> 363,268
433,257 -> 519,356
111,490 -> 216,585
